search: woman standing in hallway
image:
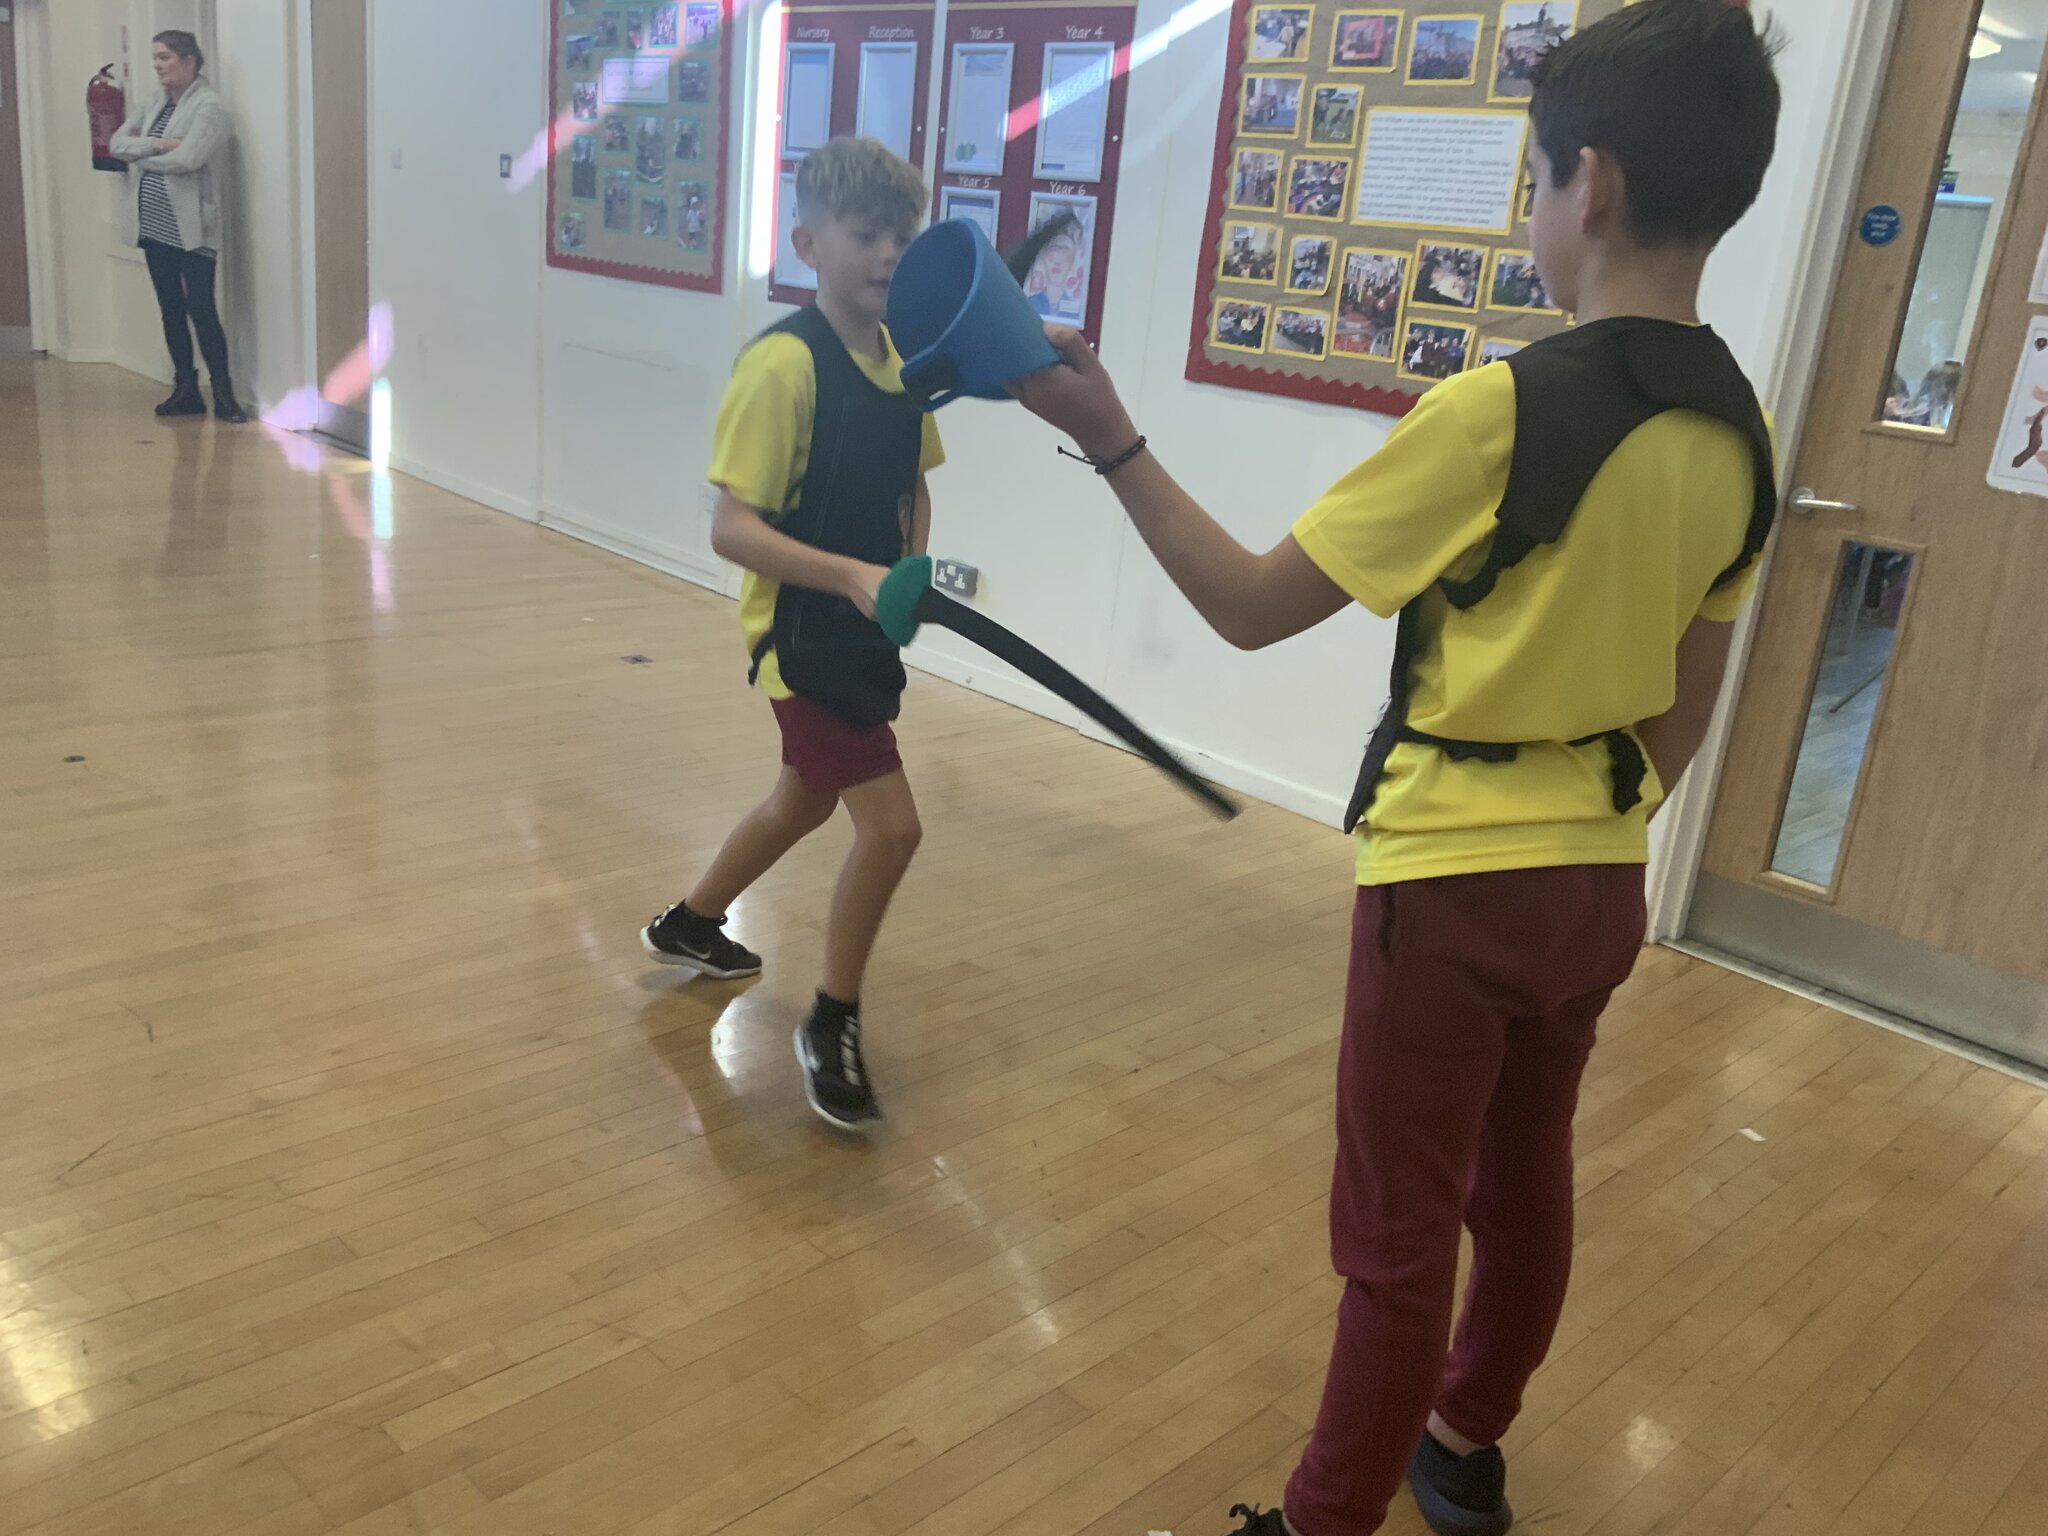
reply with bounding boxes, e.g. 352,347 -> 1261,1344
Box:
110,31 -> 247,423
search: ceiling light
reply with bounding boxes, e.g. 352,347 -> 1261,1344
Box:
1970,30 -> 2003,60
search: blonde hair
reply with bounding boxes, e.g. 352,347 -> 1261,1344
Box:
795,137 -> 927,234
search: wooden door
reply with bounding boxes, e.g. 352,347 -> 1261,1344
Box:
1696,3 -> 2048,1014
0,5 -> 32,339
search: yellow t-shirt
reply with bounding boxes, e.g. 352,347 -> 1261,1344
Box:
1293,360 -> 1764,886
708,328 -> 945,699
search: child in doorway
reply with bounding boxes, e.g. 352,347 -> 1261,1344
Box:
642,137 -> 941,1133
1011,3 -> 1782,1532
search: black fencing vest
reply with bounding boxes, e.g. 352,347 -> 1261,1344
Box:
746,306 -> 924,728
1342,317 -> 1779,834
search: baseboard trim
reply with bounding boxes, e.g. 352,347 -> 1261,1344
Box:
541,507 -> 725,587
389,454 -> 541,524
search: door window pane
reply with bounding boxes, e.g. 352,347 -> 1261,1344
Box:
1881,3 -> 2048,432
1770,544 -> 1917,889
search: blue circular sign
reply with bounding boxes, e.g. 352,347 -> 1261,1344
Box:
1860,204 -> 1903,247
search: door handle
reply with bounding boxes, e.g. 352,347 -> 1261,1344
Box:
1789,487 -> 1859,516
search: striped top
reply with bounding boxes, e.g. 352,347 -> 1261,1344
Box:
138,102 -> 215,258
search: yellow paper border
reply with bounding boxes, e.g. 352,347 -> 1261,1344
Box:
1248,4 -> 1318,64
1228,147 -> 1285,213
1306,82 -> 1365,148
1239,72 -> 1309,139
1404,13 -> 1485,87
1211,296 -> 1275,354
1329,9 -> 1403,73
1486,247 -> 1562,312
1286,232 -> 1339,297
1408,238 -> 1490,313
1218,220 -> 1286,286
1273,304 -> 1335,361
1488,0 -> 1581,103
1288,154 -> 1355,224
1332,244 -> 1412,364
1396,316 -> 1477,383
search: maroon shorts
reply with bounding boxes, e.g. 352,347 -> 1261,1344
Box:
771,694 -> 902,794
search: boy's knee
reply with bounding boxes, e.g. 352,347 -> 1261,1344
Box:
867,810 -> 922,863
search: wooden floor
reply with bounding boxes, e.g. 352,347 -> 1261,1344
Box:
4,358 -> 2047,1536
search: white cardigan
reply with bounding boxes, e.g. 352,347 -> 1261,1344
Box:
108,81 -> 231,253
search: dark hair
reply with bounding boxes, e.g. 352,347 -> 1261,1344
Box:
154,30 -> 206,72
1530,0 -> 1782,246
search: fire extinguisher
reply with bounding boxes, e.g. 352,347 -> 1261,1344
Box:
88,65 -> 127,173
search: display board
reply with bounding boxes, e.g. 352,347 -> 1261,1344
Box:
548,0 -> 736,293
769,0 -> 941,306
932,0 -> 1138,346
1187,0 -> 1624,414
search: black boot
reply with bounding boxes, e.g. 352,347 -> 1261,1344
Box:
155,373 -> 206,417
212,379 -> 250,425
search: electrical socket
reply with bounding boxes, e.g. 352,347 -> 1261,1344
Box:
500,154 -> 513,179
933,559 -> 980,598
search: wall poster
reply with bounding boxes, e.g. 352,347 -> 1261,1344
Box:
768,0 -> 940,306
1188,0 -> 1625,415
933,0 -> 1138,347
549,0 -> 736,292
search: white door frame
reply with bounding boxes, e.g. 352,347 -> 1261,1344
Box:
1646,0 -> 1909,943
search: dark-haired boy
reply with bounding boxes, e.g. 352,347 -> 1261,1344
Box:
1011,3 -> 1785,1531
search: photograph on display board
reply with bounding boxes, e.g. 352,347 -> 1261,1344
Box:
677,60 -> 710,102
673,116 -> 704,163
636,115 -> 667,183
1036,41 -> 1116,182
685,3 -> 720,47
1288,234 -> 1335,295
1331,10 -> 1401,70
604,113 -> 629,151
1214,298 -> 1272,354
1334,247 -> 1408,360
677,181 -> 711,250
573,81 -> 600,120
571,136 -> 598,200
604,169 -> 634,230
560,212 -> 588,251
1250,6 -> 1314,60
597,14 -> 623,48
624,10 -> 646,51
1232,148 -> 1283,211
1240,74 -> 1305,136
652,2 -> 680,48
1288,156 -> 1351,221
939,186 -> 1002,245
1491,2 -> 1577,100
1477,336 -> 1527,366
1407,16 -> 1483,85
1273,305 -> 1332,359
1488,249 -> 1559,311
1399,317 -> 1475,381
947,44 -> 1016,174
1219,221 -> 1282,284
1410,242 -> 1487,310
565,32 -> 596,71
1024,194 -> 1097,325
1308,83 -> 1362,147
640,194 -> 669,240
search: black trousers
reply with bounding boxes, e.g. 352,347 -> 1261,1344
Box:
142,240 -> 233,385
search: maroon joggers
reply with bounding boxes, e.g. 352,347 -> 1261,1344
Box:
1284,865 -> 1649,1535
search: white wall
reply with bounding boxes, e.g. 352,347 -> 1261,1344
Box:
20,0 -> 303,407
366,0 -> 1882,827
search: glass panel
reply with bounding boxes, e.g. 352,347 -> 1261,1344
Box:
1881,2 -> 2048,432
1770,544 -> 1917,888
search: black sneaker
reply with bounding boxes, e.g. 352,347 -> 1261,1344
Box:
794,996 -> 881,1131
1407,1433 -> 1513,1536
1224,1505 -> 1291,1535
640,900 -> 762,979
